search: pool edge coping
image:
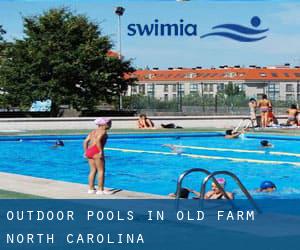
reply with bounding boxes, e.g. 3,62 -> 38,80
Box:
0,172 -> 167,199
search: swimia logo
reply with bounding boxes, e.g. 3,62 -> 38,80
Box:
127,16 -> 269,42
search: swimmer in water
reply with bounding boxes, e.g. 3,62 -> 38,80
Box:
162,144 -> 183,155
51,140 -> 64,148
257,181 -> 276,193
224,129 -> 244,139
260,140 -> 273,148
188,178 -> 234,200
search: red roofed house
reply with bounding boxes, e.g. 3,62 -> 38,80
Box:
127,66 -> 300,102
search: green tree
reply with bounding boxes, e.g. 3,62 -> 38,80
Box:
0,8 -> 136,115
0,25 -> 5,41
224,82 -> 244,97
0,25 -> 6,59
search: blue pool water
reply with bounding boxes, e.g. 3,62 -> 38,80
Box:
1,132 -> 300,198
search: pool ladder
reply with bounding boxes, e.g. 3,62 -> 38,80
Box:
175,168 -> 261,213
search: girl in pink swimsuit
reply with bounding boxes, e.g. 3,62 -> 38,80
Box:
83,118 -> 111,195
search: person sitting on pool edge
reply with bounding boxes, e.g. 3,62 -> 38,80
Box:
257,181 -> 276,193
260,140 -> 273,148
137,114 -> 155,129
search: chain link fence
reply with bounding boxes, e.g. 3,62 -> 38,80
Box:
123,94 -> 295,116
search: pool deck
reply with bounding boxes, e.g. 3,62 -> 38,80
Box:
0,172 -> 166,199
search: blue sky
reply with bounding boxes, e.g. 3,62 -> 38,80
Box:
0,0 -> 300,69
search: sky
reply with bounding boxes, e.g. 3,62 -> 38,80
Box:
0,0 -> 300,69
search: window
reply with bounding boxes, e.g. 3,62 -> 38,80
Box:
179,84 -> 184,92
297,94 -> 300,101
268,83 -> 279,92
172,84 -> 177,92
260,72 -> 267,77
190,83 -> 198,92
284,73 -> 289,77
237,84 -> 244,91
209,84 -> 214,92
147,84 -> 154,96
144,74 -> 154,79
131,86 -> 137,94
147,84 -> 154,92
173,94 -> 177,100
164,85 -> 169,92
203,84 -> 209,92
268,83 -> 279,100
217,83 -> 225,92
286,94 -> 294,101
164,94 -> 168,101
271,73 -> 278,77
224,72 -> 237,78
139,85 -> 145,95
286,84 -> 294,92
185,73 -> 196,79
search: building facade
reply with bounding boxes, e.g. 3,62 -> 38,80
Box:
127,66 -> 300,102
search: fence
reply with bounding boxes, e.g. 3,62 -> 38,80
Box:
123,94 -> 295,116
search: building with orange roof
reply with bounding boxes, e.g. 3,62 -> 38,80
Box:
127,65 -> 300,102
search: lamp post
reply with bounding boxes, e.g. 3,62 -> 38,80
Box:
115,6 -> 125,110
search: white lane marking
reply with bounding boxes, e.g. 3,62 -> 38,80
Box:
105,147 -> 300,167
172,145 -> 300,158
173,145 -> 264,154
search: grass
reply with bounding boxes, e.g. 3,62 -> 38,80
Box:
0,189 -> 43,199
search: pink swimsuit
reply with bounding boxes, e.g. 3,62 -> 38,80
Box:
85,145 -> 101,159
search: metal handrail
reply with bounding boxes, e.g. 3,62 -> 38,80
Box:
200,170 -> 261,213
175,168 -> 231,201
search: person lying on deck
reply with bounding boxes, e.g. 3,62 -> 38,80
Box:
137,114 -> 155,129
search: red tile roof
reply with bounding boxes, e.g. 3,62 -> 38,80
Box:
107,50 -> 119,58
132,67 -> 300,82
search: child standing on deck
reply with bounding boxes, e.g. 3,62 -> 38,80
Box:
83,117 -> 112,195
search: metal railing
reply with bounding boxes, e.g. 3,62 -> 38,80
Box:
175,168 -> 261,213
200,170 -> 261,213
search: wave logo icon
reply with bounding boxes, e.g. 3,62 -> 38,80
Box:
200,16 -> 269,42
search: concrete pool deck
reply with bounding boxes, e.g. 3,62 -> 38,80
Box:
0,172 -> 165,199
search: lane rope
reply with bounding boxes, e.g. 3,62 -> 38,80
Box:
172,145 -> 300,158
105,147 -> 300,167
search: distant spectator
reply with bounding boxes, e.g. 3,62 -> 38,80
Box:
248,98 -> 257,127
258,94 -> 272,128
137,114 -> 155,129
286,104 -> 298,126
267,107 -> 278,126
161,123 -> 183,129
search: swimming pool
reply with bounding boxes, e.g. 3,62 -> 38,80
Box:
0,132 -> 300,198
